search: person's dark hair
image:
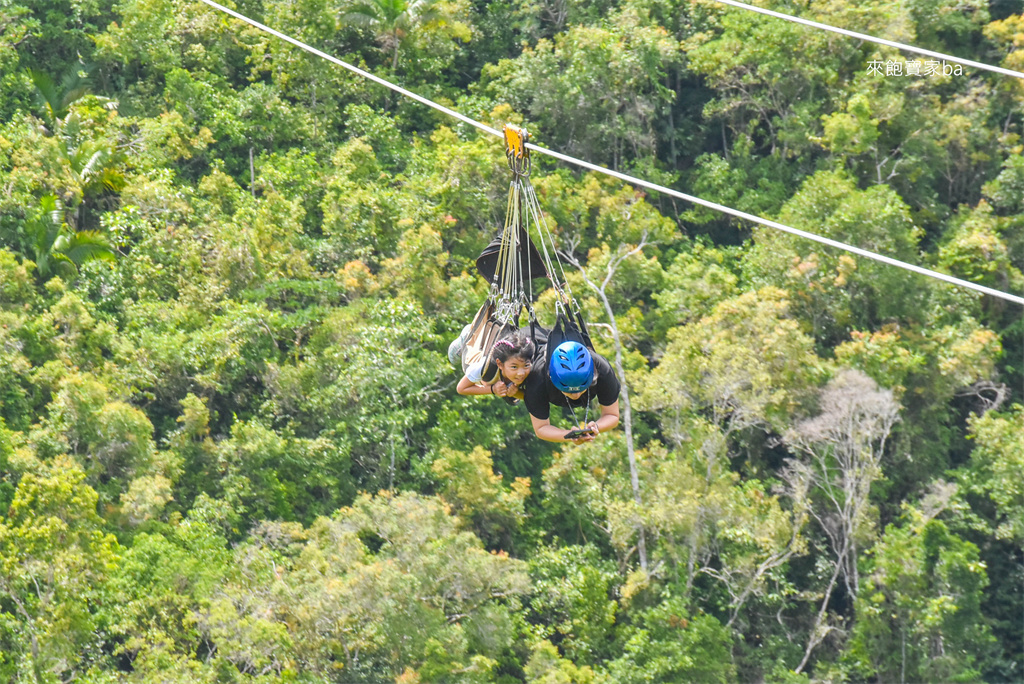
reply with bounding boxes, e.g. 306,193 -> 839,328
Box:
492,330 -> 535,364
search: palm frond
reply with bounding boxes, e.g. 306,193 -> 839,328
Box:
61,231 -> 117,266
407,0 -> 440,23
27,196 -> 67,279
58,65 -> 93,118
39,194 -> 64,227
31,195 -> 64,259
50,253 -> 79,280
78,147 -> 112,183
26,65 -> 93,127
60,85 -> 92,113
343,0 -> 409,28
98,167 -> 126,192
26,68 -> 61,123
342,2 -> 386,27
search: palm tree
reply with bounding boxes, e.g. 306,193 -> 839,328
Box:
26,66 -> 93,133
342,0 -> 440,72
59,133 -> 125,228
27,66 -> 123,227
28,195 -> 116,282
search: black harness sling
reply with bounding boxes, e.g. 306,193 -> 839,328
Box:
461,124 -> 593,399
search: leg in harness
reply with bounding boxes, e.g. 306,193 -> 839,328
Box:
451,124 -> 546,403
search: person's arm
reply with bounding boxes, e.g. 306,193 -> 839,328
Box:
491,380 -> 522,398
582,360 -> 621,436
530,400 -> 619,444
457,375 -> 492,396
530,414 -> 598,444
573,401 -> 620,441
588,400 -> 619,434
457,376 -> 523,398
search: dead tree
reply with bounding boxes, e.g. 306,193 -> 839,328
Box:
785,370 -> 900,673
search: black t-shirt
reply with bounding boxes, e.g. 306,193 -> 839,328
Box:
523,352 -> 620,421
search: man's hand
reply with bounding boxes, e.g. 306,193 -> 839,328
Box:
564,423 -> 599,444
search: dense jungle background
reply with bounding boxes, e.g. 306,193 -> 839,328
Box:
0,0 -> 1022,680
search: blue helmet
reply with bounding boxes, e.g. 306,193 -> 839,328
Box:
549,341 -> 594,393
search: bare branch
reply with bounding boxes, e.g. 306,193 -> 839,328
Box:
786,370 -> 900,671
558,237 -> 652,571
954,379 -> 1008,414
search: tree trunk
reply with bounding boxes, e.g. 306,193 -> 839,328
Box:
796,542 -> 848,673
599,294 -> 647,571
666,74 -> 677,168
562,241 -> 651,571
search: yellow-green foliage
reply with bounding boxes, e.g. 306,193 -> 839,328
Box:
0,0 -> 1019,680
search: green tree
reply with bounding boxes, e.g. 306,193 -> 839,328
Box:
94,0 -> 259,83
639,287 -> 826,450
30,371 -> 166,507
0,248 -> 37,311
743,169 -> 924,345
523,639 -> 605,684
101,514 -> 233,675
275,298 -> 448,491
0,254 -> 35,429
956,405 -> 1024,679
213,418 -> 353,526
845,510 -> 996,683
685,0 -> 860,162
431,445 -> 531,548
649,242 -> 738,341
320,138 -> 408,266
0,4 -> 34,84
0,456 -> 121,683
604,595 -> 735,683
479,8 -> 681,166
25,66 -> 93,132
639,439 -> 808,631
26,196 -> 115,283
527,545 -> 619,666
960,405 -> 1024,543
343,0 -> 442,72
539,433 -> 636,559
937,201 -> 1023,297
274,491 -> 528,677
834,321 -> 1003,497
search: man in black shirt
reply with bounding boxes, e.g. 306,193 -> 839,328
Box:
522,341 -> 621,444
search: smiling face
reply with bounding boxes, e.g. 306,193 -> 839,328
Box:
561,389 -> 586,400
496,355 -> 532,385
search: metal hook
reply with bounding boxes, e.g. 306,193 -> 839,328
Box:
503,123 -> 531,177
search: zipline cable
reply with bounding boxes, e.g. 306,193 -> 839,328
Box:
195,0 -> 501,139
524,145 -> 1024,306
195,0 -> 1024,307
707,0 -> 1024,81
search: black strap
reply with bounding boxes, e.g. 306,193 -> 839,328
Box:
545,311 -> 592,368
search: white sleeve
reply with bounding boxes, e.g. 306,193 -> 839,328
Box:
466,360 -> 485,384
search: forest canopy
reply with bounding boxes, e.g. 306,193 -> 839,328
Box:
0,0 -> 1022,681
